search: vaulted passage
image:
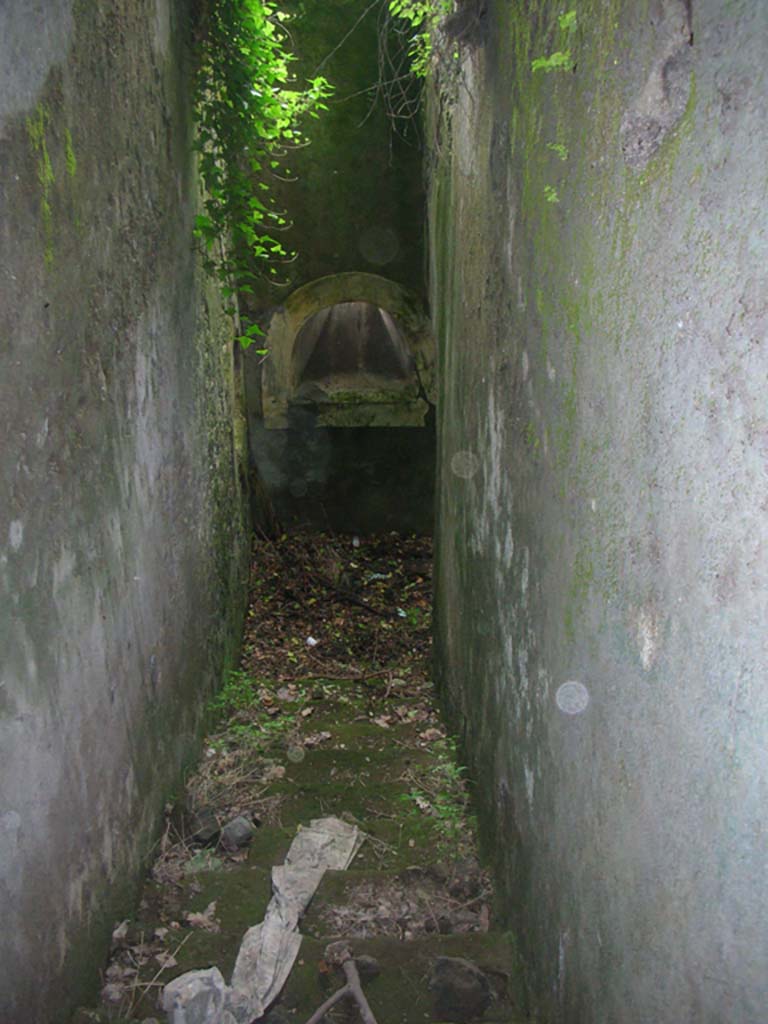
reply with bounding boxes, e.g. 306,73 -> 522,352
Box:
249,274 -> 436,534
296,302 -> 412,390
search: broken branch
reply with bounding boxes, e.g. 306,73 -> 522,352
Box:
304,946 -> 379,1024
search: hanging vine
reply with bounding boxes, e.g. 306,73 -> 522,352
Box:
192,0 -> 332,347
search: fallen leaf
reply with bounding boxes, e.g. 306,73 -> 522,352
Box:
101,982 -> 125,1005
185,901 -> 220,933
419,728 -> 444,743
105,963 -> 138,983
304,731 -> 332,747
111,919 -> 129,949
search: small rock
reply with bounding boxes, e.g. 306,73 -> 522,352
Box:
428,957 -> 492,1022
355,955 -> 381,981
220,815 -> 257,851
162,967 -> 227,1024
189,806 -> 221,847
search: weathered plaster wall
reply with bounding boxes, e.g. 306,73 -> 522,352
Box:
0,3 -> 249,1021
431,1 -> 768,1020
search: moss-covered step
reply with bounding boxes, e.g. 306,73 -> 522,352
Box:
276,933 -> 527,1024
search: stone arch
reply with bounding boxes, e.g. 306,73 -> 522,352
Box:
261,272 -> 436,428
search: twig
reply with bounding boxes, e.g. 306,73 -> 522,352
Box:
308,572 -> 400,620
416,886 -> 442,935
124,932 -> 191,1017
277,670 -> 392,683
310,0 -> 381,76
304,947 -> 379,1024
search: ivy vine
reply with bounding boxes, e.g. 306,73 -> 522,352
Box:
387,0 -> 453,78
192,0 -> 331,348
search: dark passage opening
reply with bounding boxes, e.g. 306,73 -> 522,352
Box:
250,294 -> 435,537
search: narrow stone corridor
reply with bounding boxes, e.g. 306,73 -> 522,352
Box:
4,2 -> 768,1021
72,532 -> 524,1024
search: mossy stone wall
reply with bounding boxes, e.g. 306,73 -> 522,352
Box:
431,1 -> 768,1020
0,3 -> 249,1020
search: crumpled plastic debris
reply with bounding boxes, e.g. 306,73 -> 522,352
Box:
227,816 -> 364,1022
162,816 -> 364,1024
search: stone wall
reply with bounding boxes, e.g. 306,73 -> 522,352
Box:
0,3 -> 250,1021
430,1 -> 768,1020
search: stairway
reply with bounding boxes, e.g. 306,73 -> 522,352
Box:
70,535 -> 528,1024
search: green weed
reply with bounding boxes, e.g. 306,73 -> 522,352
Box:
193,0 -> 332,347
208,669 -> 259,713
402,738 -> 477,855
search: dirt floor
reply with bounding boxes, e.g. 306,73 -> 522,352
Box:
70,531 -> 526,1024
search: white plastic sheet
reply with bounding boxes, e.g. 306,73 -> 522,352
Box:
163,816 -> 363,1024
228,817 -> 364,1022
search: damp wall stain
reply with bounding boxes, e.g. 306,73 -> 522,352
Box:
430,1 -> 768,1020
0,3 -> 249,1021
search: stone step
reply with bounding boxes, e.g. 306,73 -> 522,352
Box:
275,933 -> 528,1024
301,867 -> 493,942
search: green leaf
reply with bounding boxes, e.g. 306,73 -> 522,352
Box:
192,0 -> 333,300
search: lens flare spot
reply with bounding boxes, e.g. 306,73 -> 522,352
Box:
555,680 -> 589,715
450,450 -> 480,479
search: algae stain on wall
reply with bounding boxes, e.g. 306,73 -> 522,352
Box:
26,103 -> 56,266
64,127 -> 77,178
1,2 -> 250,1021
431,0 -> 768,1021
